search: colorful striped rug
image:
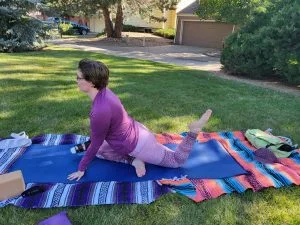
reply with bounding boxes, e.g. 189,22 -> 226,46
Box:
157,131 -> 300,202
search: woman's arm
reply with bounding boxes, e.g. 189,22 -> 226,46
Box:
68,106 -> 111,181
78,107 -> 112,171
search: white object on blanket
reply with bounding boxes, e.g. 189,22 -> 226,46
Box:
0,131 -> 32,150
10,131 -> 29,139
70,147 -> 77,154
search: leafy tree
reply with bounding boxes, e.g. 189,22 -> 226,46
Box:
195,0 -> 268,25
141,0 -> 178,23
43,0 -> 125,37
0,0 -> 46,52
43,0 -> 178,38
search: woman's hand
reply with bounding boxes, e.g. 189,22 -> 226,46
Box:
67,171 -> 85,181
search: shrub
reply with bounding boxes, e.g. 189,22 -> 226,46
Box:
44,28 -> 60,40
123,24 -> 141,32
96,31 -> 106,37
153,28 -> 175,39
58,23 -> 74,35
221,0 -> 300,84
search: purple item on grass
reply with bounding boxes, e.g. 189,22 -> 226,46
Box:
254,148 -> 279,164
36,211 -> 72,225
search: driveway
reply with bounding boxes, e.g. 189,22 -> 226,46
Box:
48,38 -> 299,96
49,39 -> 221,72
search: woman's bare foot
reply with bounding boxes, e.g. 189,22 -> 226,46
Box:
188,109 -> 213,133
132,158 -> 146,177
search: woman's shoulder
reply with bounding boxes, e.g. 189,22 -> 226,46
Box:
91,100 -> 111,118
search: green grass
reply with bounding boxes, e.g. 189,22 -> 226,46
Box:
0,45 -> 299,225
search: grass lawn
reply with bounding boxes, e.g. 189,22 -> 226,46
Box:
0,45 -> 299,225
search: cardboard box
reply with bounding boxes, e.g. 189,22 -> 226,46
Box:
0,170 -> 25,201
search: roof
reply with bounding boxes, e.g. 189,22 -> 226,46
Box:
177,0 -> 199,15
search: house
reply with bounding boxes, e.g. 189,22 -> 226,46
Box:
31,0 -> 233,48
174,0 -> 234,48
88,7 -> 177,33
89,14 -> 105,33
123,8 -> 176,30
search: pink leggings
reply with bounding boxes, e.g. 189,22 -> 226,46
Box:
96,123 -> 197,168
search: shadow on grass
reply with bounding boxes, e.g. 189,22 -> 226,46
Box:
1,48 -> 300,143
3,186 -> 298,225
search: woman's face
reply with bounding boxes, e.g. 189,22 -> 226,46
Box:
76,70 -> 93,93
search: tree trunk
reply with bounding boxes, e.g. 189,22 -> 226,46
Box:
102,6 -> 114,38
114,2 -> 123,38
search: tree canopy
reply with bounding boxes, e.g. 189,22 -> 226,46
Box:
0,0 -> 46,52
221,0 -> 300,83
42,0 -> 178,38
195,0 -> 270,25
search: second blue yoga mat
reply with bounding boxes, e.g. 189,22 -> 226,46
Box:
8,140 -> 247,183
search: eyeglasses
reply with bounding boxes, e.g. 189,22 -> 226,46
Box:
76,76 -> 85,81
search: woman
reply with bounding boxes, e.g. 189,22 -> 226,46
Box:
68,59 -> 212,181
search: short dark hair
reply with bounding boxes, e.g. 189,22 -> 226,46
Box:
78,59 -> 109,90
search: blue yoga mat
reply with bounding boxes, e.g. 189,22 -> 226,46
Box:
8,140 -> 247,183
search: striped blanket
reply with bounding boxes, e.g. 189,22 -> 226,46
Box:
0,134 -> 170,208
0,181 -> 169,208
1,131 -> 299,207
157,131 -> 300,202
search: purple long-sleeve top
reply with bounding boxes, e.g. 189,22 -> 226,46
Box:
78,88 -> 139,171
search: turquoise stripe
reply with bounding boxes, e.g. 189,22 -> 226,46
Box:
224,177 -> 247,193
264,164 -> 293,186
219,131 -> 234,139
253,162 -> 284,188
171,183 -> 196,197
226,137 -> 254,163
290,152 -> 300,164
216,179 -> 234,193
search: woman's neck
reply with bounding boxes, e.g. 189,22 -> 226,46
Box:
87,88 -> 99,101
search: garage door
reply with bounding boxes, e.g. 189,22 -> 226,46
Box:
181,21 -> 233,48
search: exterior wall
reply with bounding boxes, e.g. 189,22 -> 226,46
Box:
124,15 -> 161,28
165,9 -> 176,29
123,9 -> 176,29
175,15 -> 234,49
175,15 -> 195,43
89,15 -> 105,33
